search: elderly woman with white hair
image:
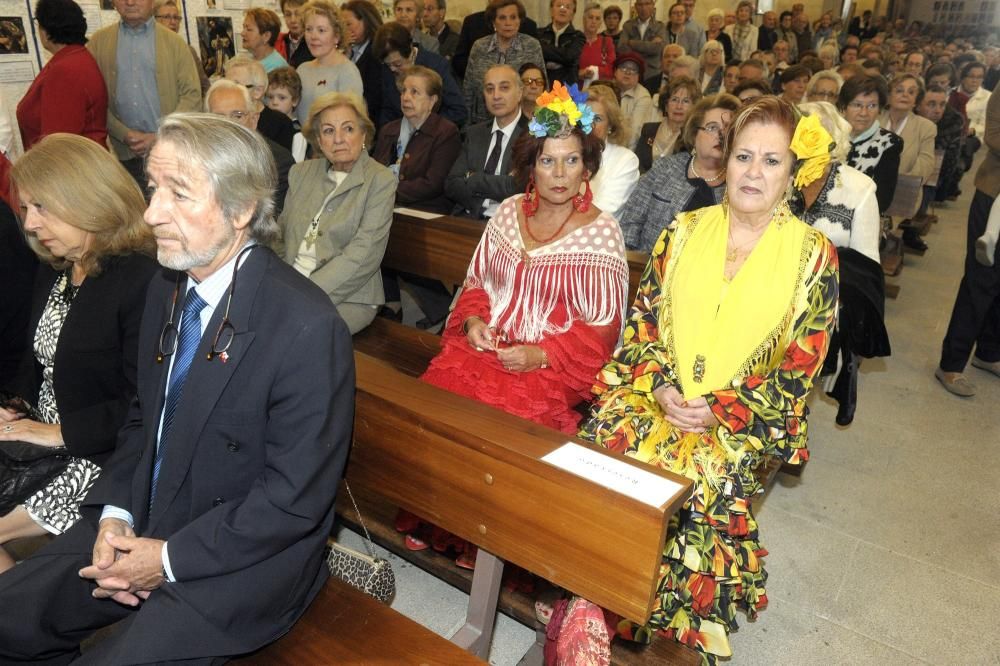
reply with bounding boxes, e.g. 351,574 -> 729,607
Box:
794,101 -> 888,426
806,70 -> 844,104
699,39 -> 725,93
818,42 -> 840,71
703,7 -> 732,61
225,54 -> 296,150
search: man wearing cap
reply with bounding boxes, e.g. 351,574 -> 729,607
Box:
614,52 -> 650,150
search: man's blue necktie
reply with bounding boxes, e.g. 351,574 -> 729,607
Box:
150,288 -> 208,506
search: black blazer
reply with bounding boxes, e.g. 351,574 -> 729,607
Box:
266,137 -> 294,215
538,23 -> 585,87
445,115 -> 529,218
355,44 -> 383,130
75,248 -> 353,660
7,253 -> 157,464
0,199 -> 37,381
258,106 -> 295,152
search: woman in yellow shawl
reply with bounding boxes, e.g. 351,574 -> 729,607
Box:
571,97 -> 840,664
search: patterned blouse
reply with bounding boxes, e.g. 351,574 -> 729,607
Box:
34,272 -> 77,425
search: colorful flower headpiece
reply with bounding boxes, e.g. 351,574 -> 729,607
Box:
789,114 -> 834,189
528,81 -> 595,138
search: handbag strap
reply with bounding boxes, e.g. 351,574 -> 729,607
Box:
342,480 -> 378,560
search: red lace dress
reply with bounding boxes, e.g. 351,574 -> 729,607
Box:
421,195 -> 629,433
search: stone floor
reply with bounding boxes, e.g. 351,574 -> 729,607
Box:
371,154 -> 1000,665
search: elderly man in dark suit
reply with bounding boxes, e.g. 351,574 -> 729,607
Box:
0,112 -> 353,665
446,64 -> 529,219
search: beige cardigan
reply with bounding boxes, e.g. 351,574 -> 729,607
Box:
87,21 -> 202,160
880,110 -> 937,184
276,152 -> 397,308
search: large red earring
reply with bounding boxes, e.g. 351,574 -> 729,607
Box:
522,174 -> 539,217
572,177 -> 593,213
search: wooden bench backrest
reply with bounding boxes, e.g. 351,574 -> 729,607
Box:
350,351 -> 691,624
387,212 -> 649,299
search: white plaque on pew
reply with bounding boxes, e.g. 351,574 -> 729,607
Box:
542,443 -> 686,508
394,207 -> 444,220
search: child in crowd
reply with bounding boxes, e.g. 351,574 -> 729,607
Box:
975,196 -> 1000,266
266,66 -> 307,161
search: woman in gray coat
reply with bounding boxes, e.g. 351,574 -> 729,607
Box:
278,91 -> 397,333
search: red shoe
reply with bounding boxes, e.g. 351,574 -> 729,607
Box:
404,534 -> 430,551
395,509 -> 422,533
455,547 -> 478,570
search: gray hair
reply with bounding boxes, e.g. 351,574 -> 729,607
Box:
483,64 -> 523,90
671,54 -> 700,81
797,101 -> 851,162
662,42 -> 686,58
156,113 -> 278,244
706,7 -> 723,20
225,54 -> 268,88
806,69 -> 843,96
204,79 -> 254,113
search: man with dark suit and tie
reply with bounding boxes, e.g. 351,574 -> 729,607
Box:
0,113 -> 354,665
446,64 -> 528,219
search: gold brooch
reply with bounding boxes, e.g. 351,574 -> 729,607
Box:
693,354 -> 706,383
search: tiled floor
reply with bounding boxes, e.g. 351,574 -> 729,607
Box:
370,157 -> 1000,665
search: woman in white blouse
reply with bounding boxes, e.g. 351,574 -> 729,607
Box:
277,91 -> 397,334
585,84 -> 640,216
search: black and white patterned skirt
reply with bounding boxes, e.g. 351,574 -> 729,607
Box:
23,457 -> 101,534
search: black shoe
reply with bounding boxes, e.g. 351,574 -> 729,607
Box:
902,228 -> 928,252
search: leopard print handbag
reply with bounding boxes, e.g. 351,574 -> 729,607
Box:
326,481 -> 397,604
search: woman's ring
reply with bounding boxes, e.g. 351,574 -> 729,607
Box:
2,425 -> 13,433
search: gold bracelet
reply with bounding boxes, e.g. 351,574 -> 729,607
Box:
539,348 -> 549,369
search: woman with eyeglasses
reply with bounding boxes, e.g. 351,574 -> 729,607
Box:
519,63 -> 547,117
15,0 -> 107,150
698,40 -> 725,94
619,92 -> 741,252
792,102 -> 887,426
839,75 -> 902,216
0,134 -> 156,574
634,76 -> 701,173
806,70 -> 843,104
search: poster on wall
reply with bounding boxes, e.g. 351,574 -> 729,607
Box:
197,15 -> 235,78
0,16 -> 29,53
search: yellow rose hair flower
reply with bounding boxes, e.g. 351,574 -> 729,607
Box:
790,114 -> 834,189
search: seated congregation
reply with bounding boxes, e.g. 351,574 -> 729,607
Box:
1,0 -> 999,663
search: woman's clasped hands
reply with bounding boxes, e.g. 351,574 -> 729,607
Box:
653,385 -> 716,434
464,317 -> 548,373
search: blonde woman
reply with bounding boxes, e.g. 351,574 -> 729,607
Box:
586,84 -> 639,214
0,134 -> 157,573
296,0 -> 364,126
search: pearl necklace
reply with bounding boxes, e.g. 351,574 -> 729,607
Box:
690,159 -> 725,182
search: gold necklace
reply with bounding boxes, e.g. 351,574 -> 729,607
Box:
726,222 -> 767,262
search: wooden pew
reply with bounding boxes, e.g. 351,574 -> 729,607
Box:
238,342 -> 697,665
234,573 -> 484,665
388,210 -> 650,300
